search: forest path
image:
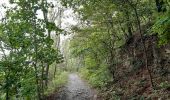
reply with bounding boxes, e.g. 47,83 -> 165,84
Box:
46,73 -> 98,100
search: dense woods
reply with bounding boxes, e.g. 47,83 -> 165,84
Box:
63,0 -> 170,99
0,0 -> 170,100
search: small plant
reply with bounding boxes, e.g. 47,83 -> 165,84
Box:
159,81 -> 170,89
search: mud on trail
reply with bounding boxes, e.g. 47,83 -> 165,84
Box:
45,73 -> 98,100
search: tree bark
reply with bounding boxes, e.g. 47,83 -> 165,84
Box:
41,62 -> 45,98
127,1 -> 154,88
5,73 -> 9,100
33,14 -> 41,99
45,64 -> 49,87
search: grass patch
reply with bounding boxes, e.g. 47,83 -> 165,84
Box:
45,70 -> 68,95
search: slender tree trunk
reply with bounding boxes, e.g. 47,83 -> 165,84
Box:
6,89 -> 9,100
45,64 -> 49,87
54,34 -> 60,78
155,0 -> 166,12
132,4 -> 154,89
33,15 -> 41,99
125,11 -> 133,37
15,86 -> 19,99
43,4 -> 51,87
5,74 -> 9,100
34,63 -> 41,100
41,62 -> 45,98
54,63 -> 57,78
34,36 -> 41,100
45,30 -> 51,87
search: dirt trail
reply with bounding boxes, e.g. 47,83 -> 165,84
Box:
47,73 -> 97,100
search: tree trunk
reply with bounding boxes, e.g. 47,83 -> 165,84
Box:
44,30 -> 51,88
54,63 -> 57,78
34,63 -> 41,100
133,4 -> 154,89
33,22 -> 41,99
5,75 -> 9,100
155,0 -> 167,12
45,64 -> 49,87
41,62 -> 45,98
125,11 -> 133,37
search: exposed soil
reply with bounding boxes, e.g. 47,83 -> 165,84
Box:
45,73 -> 98,100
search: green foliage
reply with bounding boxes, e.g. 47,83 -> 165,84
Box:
159,81 -> 170,89
80,63 -> 112,88
20,70 -> 37,98
0,0 -> 63,99
45,70 -> 68,95
0,0 -> 169,99
61,0 -> 169,99
152,13 -> 170,45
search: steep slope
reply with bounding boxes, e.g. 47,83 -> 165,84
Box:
101,34 -> 170,99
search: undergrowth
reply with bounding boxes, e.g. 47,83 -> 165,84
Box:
79,64 -> 112,89
45,70 -> 68,95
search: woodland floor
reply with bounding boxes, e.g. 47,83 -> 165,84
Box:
45,73 -> 99,100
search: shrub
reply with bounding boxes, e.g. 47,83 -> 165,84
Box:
45,70 -> 68,95
80,64 -> 112,88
